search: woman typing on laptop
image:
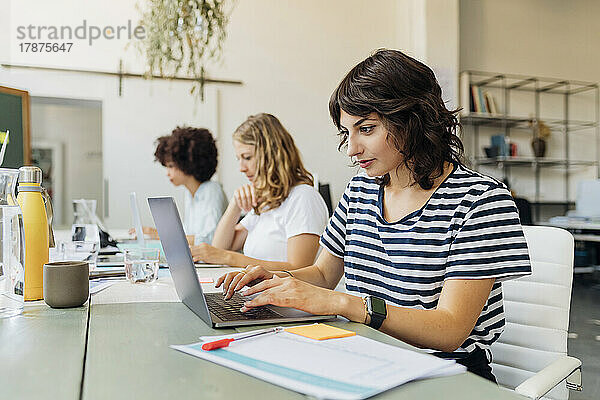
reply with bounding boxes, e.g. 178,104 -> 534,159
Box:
136,126 -> 227,245
216,50 -> 531,382
190,113 -> 329,270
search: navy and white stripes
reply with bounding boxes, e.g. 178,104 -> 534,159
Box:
320,164 -> 531,357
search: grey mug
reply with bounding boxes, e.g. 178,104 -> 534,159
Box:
43,261 -> 89,308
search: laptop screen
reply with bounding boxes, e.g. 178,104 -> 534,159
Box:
148,197 -> 212,324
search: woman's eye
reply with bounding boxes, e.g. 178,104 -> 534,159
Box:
360,125 -> 375,134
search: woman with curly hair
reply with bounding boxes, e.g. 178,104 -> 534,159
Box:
141,126 -> 227,244
190,113 -> 328,270
216,50 -> 531,382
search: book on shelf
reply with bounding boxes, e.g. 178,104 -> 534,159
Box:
459,72 -> 501,115
478,86 -> 487,113
484,91 -> 498,114
459,71 -> 471,115
471,85 -> 482,113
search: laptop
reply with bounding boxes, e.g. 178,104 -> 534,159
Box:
92,193 -> 154,278
130,192 -> 146,247
148,196 -> 336,328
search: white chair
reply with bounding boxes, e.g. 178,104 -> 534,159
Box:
491,225 -> 582,400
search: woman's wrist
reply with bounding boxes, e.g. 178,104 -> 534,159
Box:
225,200 -> 242,217
332,293 -> 366,322
223,250 -> 238,266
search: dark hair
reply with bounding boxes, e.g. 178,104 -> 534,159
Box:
329,49 -> 464,190
154,126 -> 218,183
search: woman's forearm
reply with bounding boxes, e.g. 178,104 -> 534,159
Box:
333,278 -> 495,353
211,202 -> 241,249
224,251 -> 294,270
333,294 -> 467,352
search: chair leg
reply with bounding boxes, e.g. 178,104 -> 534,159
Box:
566,368 -> 583,392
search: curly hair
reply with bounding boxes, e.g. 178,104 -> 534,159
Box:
233,113 -> 313,214
329,49 -> 464,190
154,126 -> 218,183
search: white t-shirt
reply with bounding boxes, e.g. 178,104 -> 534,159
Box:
240,184 -> 328,262
183,180 -> 228,244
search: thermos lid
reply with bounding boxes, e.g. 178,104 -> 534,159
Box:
18,166 -> 42,184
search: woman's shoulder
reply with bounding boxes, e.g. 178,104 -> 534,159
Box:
443,164 -> 512,208
287,183 -> 321,200
450,164 -> 505,189
200,180 -> 225,194
341,173 -> 380,199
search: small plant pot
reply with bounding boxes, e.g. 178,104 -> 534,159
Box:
531,137 -> 546,158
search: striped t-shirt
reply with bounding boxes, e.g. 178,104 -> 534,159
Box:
320,163 -> 531,358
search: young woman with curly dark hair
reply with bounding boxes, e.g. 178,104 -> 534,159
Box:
138,126 -> 227,244
216,50 -> 531,382
189,113 -> 328,271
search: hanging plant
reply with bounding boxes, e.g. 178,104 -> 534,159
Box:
137,0 -> 231,100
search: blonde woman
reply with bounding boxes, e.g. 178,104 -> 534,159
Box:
190,113 -> 328,270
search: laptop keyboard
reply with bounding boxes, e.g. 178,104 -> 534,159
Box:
205,292 -> 283,321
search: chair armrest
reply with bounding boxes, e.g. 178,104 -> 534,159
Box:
515,356 -> 582,400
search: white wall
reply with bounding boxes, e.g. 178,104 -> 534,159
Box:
1,0 -> 459,228
460,0 -> 600,82
212,0 -> 401,205
459,0 -> 599,214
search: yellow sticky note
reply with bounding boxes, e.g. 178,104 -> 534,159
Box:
284,324 -> 356,340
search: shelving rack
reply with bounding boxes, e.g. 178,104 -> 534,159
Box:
459,71 -> 599,222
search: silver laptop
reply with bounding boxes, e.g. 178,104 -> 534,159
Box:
130,192 -> 146,247
148,196 -> 335,328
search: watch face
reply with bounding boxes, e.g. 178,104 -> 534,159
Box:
369,296 -> 387,316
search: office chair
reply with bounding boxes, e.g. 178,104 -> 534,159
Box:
514,197 -> 533,225
491,226 -> 582,400
318,183 -> 334,217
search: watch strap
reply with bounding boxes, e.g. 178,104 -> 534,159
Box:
365,296 -> 386,330
368,310 -> 385,330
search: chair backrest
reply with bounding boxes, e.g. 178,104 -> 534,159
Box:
491,226 -> 574,400
318,183 -> 334,217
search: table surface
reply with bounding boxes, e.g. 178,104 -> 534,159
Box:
0,302 -> 89,400
2,268 -> 525,400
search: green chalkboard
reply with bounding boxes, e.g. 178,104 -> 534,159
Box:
0,86 -> 31,168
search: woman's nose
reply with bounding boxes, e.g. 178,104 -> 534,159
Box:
346,134 -> 361,158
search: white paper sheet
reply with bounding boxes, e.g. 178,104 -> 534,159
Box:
172,329 -> 466,400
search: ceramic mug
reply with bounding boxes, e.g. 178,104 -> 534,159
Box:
43,261 -> 89,308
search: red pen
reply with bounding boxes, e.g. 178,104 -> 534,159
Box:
201,327 -> 284,351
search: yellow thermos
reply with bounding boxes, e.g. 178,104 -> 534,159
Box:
17,166 -> 55,301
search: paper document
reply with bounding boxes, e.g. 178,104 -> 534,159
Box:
89,279 -> 118,295
172,327 -> 465,400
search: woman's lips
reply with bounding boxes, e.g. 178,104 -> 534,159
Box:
358,159 -> 375,168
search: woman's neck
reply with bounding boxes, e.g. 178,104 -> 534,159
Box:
387,165 -> 413,190
387,162 -> 453,192
184,178 -> 202,197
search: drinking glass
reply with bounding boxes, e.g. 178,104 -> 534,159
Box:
124,248 -> 160,284
61,241 -> 99,269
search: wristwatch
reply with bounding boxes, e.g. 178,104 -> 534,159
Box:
364,295 -> 387,330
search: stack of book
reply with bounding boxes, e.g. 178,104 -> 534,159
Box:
459,72 -> 500,115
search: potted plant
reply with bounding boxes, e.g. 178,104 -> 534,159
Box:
136,0 -> 232,99
530,119 -> 551,158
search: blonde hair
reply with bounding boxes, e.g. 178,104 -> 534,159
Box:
233,113 -> 313,214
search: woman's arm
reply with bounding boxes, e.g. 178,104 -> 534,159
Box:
216,249 -> 345,299
192,233 -> 321,269
240,272 -> 494,353
211,201 -> 244,250
128,226 -> 159,240
212,183 -> 260,251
